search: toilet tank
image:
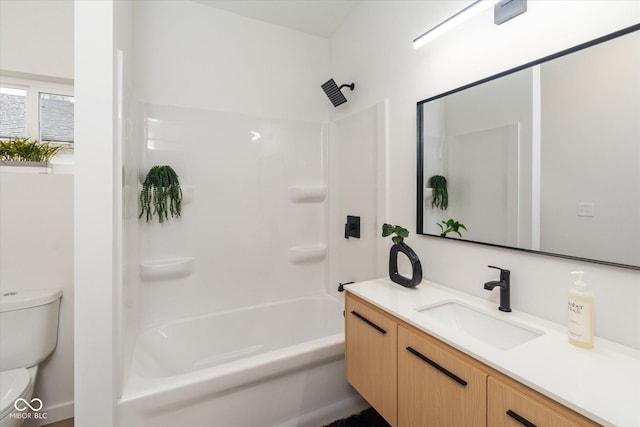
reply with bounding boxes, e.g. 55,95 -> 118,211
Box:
0,289 -> 62,371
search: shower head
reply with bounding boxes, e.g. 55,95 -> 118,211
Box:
321,79 -> 355,107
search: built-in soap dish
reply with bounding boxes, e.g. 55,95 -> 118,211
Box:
140,257 -> 194,281
288,185 -> 327,203
287,244 -> 327,264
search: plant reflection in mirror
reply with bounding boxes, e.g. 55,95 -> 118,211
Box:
429,175 -> 448,210
437,219 -> 467,237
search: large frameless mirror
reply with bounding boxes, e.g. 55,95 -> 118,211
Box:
417,24 -> 640,270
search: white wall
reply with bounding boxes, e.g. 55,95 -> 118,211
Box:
117,0 -> 137,406
132,1 -> 328,121
0,0 -> 74,80
0,173 -> 74,424
74,0 -> 131,425
0,0 -> 75,424
330,0 -> 640,350
328,103 -> 386,294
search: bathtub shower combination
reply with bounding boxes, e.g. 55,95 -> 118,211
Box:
117,103 -> 370,426
118,297 -> 363,427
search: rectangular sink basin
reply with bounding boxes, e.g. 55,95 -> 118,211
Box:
418,301 -> 543,350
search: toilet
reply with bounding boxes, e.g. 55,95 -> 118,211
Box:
0,289 -> 62,427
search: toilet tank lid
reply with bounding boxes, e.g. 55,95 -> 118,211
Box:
0,289 -> 62,312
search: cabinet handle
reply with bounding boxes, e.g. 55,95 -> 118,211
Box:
406,346 -> 468,386
506,409 -> 537,427
350,311 -> 387,334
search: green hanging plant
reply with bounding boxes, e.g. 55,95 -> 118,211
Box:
382,223 -> 410,245
429,175 -> 448,210
437,218 -> 467,238
139,165 -> 183,223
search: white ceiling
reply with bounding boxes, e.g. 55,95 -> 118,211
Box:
192,0 -> 360,38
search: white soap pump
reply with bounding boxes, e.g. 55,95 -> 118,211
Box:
568,271 -> 594,348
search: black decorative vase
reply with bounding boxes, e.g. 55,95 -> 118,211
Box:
389,242 -> 422,288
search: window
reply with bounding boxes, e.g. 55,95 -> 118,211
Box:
0,86 -> 27,138
40,92 -> 74,143
0,77 -> 74,145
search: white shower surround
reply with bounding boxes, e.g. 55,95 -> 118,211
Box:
136,104 -> 331,324
117,2 -> 373,425
120,100 -> 368,424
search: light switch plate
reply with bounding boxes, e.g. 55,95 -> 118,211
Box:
577,203 -> 595,217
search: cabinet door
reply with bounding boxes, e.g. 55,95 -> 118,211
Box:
345,293 -> 397,426
398,325 -> 487,427
488,377 -> 601,427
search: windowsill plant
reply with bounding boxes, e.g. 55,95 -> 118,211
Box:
0,137 -> 67,172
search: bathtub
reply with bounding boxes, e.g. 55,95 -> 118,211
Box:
117,295 -> 366,427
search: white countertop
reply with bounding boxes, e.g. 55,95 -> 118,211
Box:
345,278 -> 640,427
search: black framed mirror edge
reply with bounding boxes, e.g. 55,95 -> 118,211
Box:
416,101 -> 425,234
416,22 -> 640,271
418,230 -> 640,271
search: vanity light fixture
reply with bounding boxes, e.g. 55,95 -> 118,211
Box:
413,0 -> 497,49
494,0 -> 527,25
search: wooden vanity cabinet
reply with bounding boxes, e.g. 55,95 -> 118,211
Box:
398,324 -> 488,427
344,292 -> 601,427
345,294 -> 398,426
488,376 -> 601,427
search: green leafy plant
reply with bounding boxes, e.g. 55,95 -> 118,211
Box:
0,137 -> 66,162
429,175 -> 448,210
437,219 -> 467,237
382,223 -> 409,245
139,165 -> 183,223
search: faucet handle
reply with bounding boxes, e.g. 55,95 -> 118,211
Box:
488,265 -> 510,280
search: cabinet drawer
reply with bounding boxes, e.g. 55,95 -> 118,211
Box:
345,293 -> 397,426
488,377 -> 601,427
398,325 -> 487,427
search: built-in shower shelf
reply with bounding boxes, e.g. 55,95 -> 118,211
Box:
146,138 -> 182,152
287,244 -> 327,264
288,185 -> 327,203
181,185 -> 194,204
140,256 -> 194,281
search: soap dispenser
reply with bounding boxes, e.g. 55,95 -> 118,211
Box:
568,271 -> 594,348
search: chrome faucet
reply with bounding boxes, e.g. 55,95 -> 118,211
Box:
484,265 -> 511,312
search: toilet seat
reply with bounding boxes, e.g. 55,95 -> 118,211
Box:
0,368 -> 32,421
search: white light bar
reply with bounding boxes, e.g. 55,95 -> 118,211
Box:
413,0 -> 496,49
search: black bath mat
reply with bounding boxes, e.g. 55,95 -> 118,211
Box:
323,408 -> 390,427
